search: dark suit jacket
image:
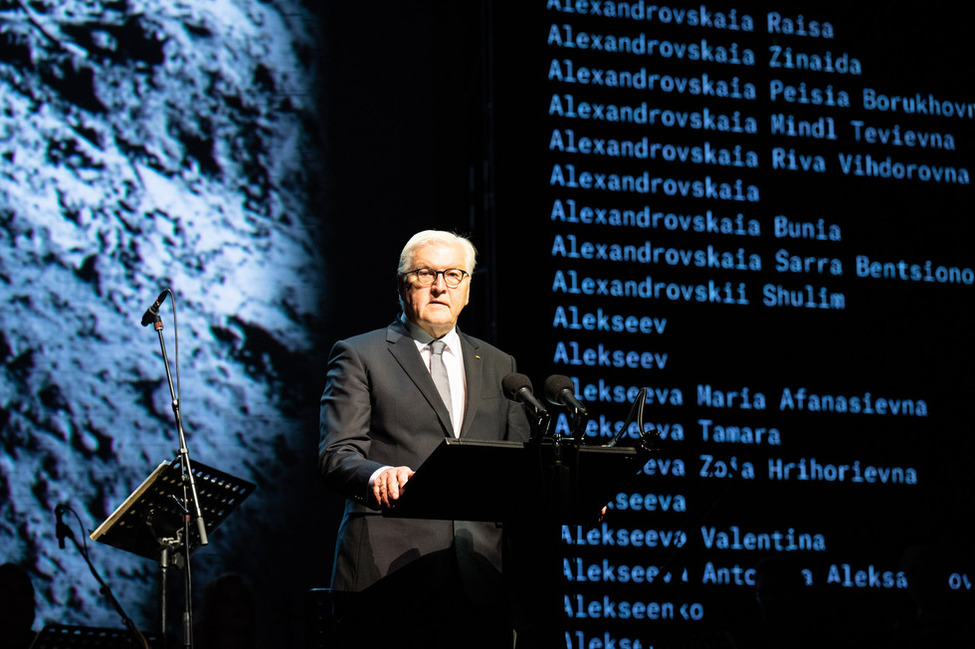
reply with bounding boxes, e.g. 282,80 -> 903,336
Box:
319,319 -> 530,593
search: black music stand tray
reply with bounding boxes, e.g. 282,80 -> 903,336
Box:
30,624 -> 165,649
90,456 -> 256,559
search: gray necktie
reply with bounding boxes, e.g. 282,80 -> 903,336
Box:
429,339 -> 452,414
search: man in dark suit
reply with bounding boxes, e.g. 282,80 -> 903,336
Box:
319,230 -> 531,648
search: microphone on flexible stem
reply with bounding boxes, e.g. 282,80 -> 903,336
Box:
544,374 -> 588,415
140,289 -> 170,327
544,374 -> 589,440
502,373 -> 550,441
55,504 -> 72,550
503,373 -> 548,414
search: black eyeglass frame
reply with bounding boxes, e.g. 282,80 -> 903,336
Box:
402,267 -> 470,288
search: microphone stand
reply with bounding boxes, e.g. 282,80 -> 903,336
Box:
524,403 -> 551,443
56,505 -> 150,649
149,302 -> 208,649
606,387 -> 659,458
568,403 -> 589,442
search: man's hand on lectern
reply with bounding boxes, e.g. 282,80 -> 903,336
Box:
373,465 -> 415,509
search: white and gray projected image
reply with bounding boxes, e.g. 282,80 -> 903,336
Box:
1,0 -> 327,642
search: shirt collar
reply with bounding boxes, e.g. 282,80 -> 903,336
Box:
400,314 -> 460,351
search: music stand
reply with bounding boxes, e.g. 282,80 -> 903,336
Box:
29,624 -> 165,649
90,457 -> 255,558
89,456 -> 255,640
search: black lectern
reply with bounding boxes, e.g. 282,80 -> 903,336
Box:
387,437 -> 643,524
382,435 -> 651,649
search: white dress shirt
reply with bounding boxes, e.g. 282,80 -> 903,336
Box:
406,322 -> 466,436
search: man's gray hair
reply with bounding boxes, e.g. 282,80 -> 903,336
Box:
397,230 -> 477,275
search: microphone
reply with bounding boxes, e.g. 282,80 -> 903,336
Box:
55,504 -> 72,550
140,289 -> 169,326
544,374 -> 588,416
502,373 -> 548,415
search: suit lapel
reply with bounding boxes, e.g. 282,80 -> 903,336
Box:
385,321 -> 454,436
459,332 -> 481,438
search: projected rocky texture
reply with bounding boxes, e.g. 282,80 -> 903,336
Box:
0,0 -> 325,637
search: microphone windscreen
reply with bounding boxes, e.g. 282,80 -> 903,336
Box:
544,374 -> 575,403
502,373 -> 533,400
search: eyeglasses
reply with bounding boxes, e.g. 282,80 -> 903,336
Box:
404,268 -> 469,288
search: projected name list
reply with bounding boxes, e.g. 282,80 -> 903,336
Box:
533,3 -> 972,646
